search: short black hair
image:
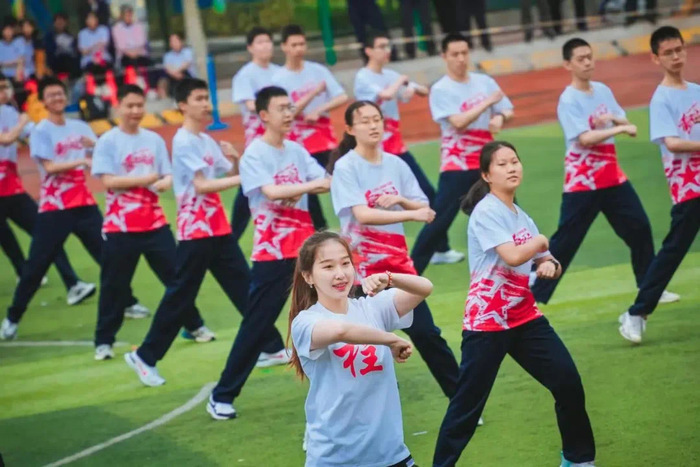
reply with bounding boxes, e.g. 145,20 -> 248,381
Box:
255,86 -> 288,114
117,84 -> 145,101
2,16 -> 17,30
650,26 -> 684,55
281,24 -> 304,43
562,38 -> 591,61
39,76 -> 66,100
247,26 -> 272,46
364,30 -> 390,50
441,32 -> 469,53
174,78 -> 208,104
54,12 -> 68,22
170,31 -> 184,40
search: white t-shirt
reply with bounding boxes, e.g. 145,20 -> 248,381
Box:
291,289 -> 413,467
354,67 -> 413,154
163,47 -> 196,77
92,127 -> 171,233
78,26 -> 112,68
465,194 -> 546,332
171,127 -> 232,240
240,138 -> 325,261
0,38 -> 26,78
331,150 -> 426,278
30,118 -> 97,212
649,82 -> 700,205
231,61 -> 280,147
0,105 -> 32,197
271,61 -> 345,154
557,82 -> 628,192
430,73 -> 513,172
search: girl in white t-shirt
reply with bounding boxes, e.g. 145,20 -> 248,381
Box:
326,100 -> 461,401
289,230 -> 429,467
432,141 -> 596,467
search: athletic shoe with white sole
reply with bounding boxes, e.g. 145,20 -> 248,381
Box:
658,290 -> 680,304
181,326 -> 216,343
207,395 -> 237,420
0,318 -> 18,340
256,349 -> 291,368
561,452 -> 595,466
124,351 -> 165,387
430,249 -> 466,265
478,416 -> 484,426
66,281 -> 97,306
124,302 -> 151,319
94,344 -> 115,361
618,312 -> 644,344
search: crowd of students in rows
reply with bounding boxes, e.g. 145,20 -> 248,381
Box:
0,21 -> 697,467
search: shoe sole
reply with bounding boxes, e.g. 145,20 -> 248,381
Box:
67,284 -> 97,306
195,336 -> 216,343
658,296 -> 680,304
124,313 -> 151,320
430,257 -> 466,265
95,354 -> 114,361
255,358 -> 290,368
124,353 -> 165,387
207,402 -> 237,420
618,325 -> 642,344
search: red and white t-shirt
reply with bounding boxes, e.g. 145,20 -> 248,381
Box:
354,67 -> 413,155
465,194 -> 547,332
232,61 -> 281,147
649,82 -> 700,204
430,73 -> 513,172
331,150 -> 427,278
91,127 -> 170,233
0,105 -> 32,197
557,82 -> 628,192
271,61 -> 345,154
291,289 -> 413,467
30,118 -> 97,212
172,128 -> 232,241
240,138 -> 326,262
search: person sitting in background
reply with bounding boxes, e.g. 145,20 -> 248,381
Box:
0,18 -> 28,107
79,0 -> 112,27
18,19 -> 41,80
161,32 -> 195,97
44,13 -> 80,79
111,5 -> 157,94
78,11 -> 113,77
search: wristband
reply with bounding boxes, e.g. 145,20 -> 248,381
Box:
385,270 -> 393,288
547,259 -> 560,271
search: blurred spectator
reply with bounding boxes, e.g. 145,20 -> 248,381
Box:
161,32 -> 196,97
346,0 -> 398,62
432,0 -> 457,33
456,0 -> 492,51
0,18 -> 28,107
78,11 -> 113,76
111,5 -> 157,90
44,13 -> 80,79
399,0 -> 437,58
521,0 -> 556,42
19,19 -> 42,79
548,0 -> 587,34
80,0 -> 112,27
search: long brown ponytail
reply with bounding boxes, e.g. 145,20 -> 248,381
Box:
460,140 -> 518,215
287,231 -> 355,380
326,100 -> 384,174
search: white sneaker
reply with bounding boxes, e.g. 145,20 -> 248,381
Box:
206,395 -> 237,420
618,312 -> 644,344
124,302 -> 151,319
478,416 -> 484,426
1,318 -> 18,340
94,344 -> 115,361
256,349 -> 291,368
40,276 -> 48,287
430,249 -> 466,265
124,351 -> 165,387
66,281 -> 97,306
186,326 -> 216,343
658,290 -> 680,304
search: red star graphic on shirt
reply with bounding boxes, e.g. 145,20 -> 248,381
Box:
40,177 -> 72,210
254,212 -> 296,260
103,193 -> 142,232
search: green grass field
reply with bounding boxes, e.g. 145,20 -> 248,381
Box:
1,108 -> 698,466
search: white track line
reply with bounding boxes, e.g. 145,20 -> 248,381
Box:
0,341 -> 127,347
44,382 -> 216,467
